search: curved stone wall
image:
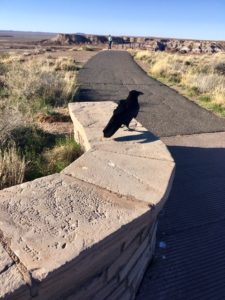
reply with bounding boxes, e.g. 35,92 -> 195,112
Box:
0,102 -> 175,300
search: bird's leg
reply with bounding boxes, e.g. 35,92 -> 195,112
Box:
122,124 -> 132,131
126,125 -> 134,131
129,121 -> 138,130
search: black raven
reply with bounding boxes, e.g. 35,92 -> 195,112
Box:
103,90 -> 143,138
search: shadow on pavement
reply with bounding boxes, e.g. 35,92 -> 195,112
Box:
114,130 -> 158,143
137,145 -> 225,299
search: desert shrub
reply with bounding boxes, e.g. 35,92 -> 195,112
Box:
6,62 -> 74,109
182,73 -> 221,93
214,62 -> 225,75
146,52 -> 187,80
134,50 -> 153,61
0,62 -> 7,75
0,53 -> 10,60
54,57 -> 80,71
78,45 -> 95,51
2,125 -> 82,182
0,77 -> 6,89
6,125 -> 57,181
35,111 -> 71,123
0,144 -> 25,189
186,86 -> 200,97
43,136 -> 82,173
0,104 -> 24,146
199,95 -> 211,102
212,85 -> 225,104
10,125 -> 56,153
2,55 -> 78,117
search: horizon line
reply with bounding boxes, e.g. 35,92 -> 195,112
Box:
1,29 -> 225,42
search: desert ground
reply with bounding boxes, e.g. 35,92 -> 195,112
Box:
0,31 -> 100,189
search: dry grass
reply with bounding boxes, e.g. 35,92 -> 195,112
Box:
43,136 -> 82,173
132,50 -> 225,116
0,144 -> 25,189
0,103 -> 24,146
3,55 -> 77,114
0,53 -> 78,143
0,53 -> 82,189
78,45 -> 96,51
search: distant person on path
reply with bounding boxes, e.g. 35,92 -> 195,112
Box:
108,35 -> 112,49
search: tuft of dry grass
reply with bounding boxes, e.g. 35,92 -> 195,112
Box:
0,103 -> 24,146
43,136 -> 82,173
0,144 -> 25,190
78,45 -> 96,51
133,50 -> 225,116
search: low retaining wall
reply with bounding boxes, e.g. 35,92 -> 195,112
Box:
0,102 -> 175,300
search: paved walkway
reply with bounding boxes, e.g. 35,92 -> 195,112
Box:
76,50 -> 225,299
75,50 -> 225,137
137,132 -> 225,300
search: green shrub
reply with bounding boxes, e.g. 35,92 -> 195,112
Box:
3,126 -> 82,182
43,136 -> 82,173
10,125 -> 57,153
8,125 -> 58,180
199,95 -> 211,102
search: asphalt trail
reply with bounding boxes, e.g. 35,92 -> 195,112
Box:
137,133 -> 225,300
76,51 -> 225,299
75,50 -> 225,137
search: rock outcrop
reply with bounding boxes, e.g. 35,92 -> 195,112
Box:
43,33 -> 225,53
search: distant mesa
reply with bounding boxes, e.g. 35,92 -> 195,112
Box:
44,33 -> 123,45
50,34 -> 89,44
0,35 -> 13,37
42,33 -> 225,53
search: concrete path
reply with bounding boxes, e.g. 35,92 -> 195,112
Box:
75,50 -> 225,137
76,50 -> 225,300
137,132 -> 225,300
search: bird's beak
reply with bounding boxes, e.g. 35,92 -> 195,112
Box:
138,91 -> 144,95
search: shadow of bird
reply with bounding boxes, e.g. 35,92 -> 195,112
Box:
103,90 -> 143,138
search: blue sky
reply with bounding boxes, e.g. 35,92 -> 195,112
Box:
0,0 -> 225,40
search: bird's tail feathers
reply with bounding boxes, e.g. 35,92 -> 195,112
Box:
103,118 -> 122,138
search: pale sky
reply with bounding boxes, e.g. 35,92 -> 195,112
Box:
1,0 -> 225,40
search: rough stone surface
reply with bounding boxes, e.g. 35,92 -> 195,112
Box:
0,264 -> 30,300
64,149 -> 173,206
64,102 -> 175,208
0,244 -> 13,274
0,174 -> 148,281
